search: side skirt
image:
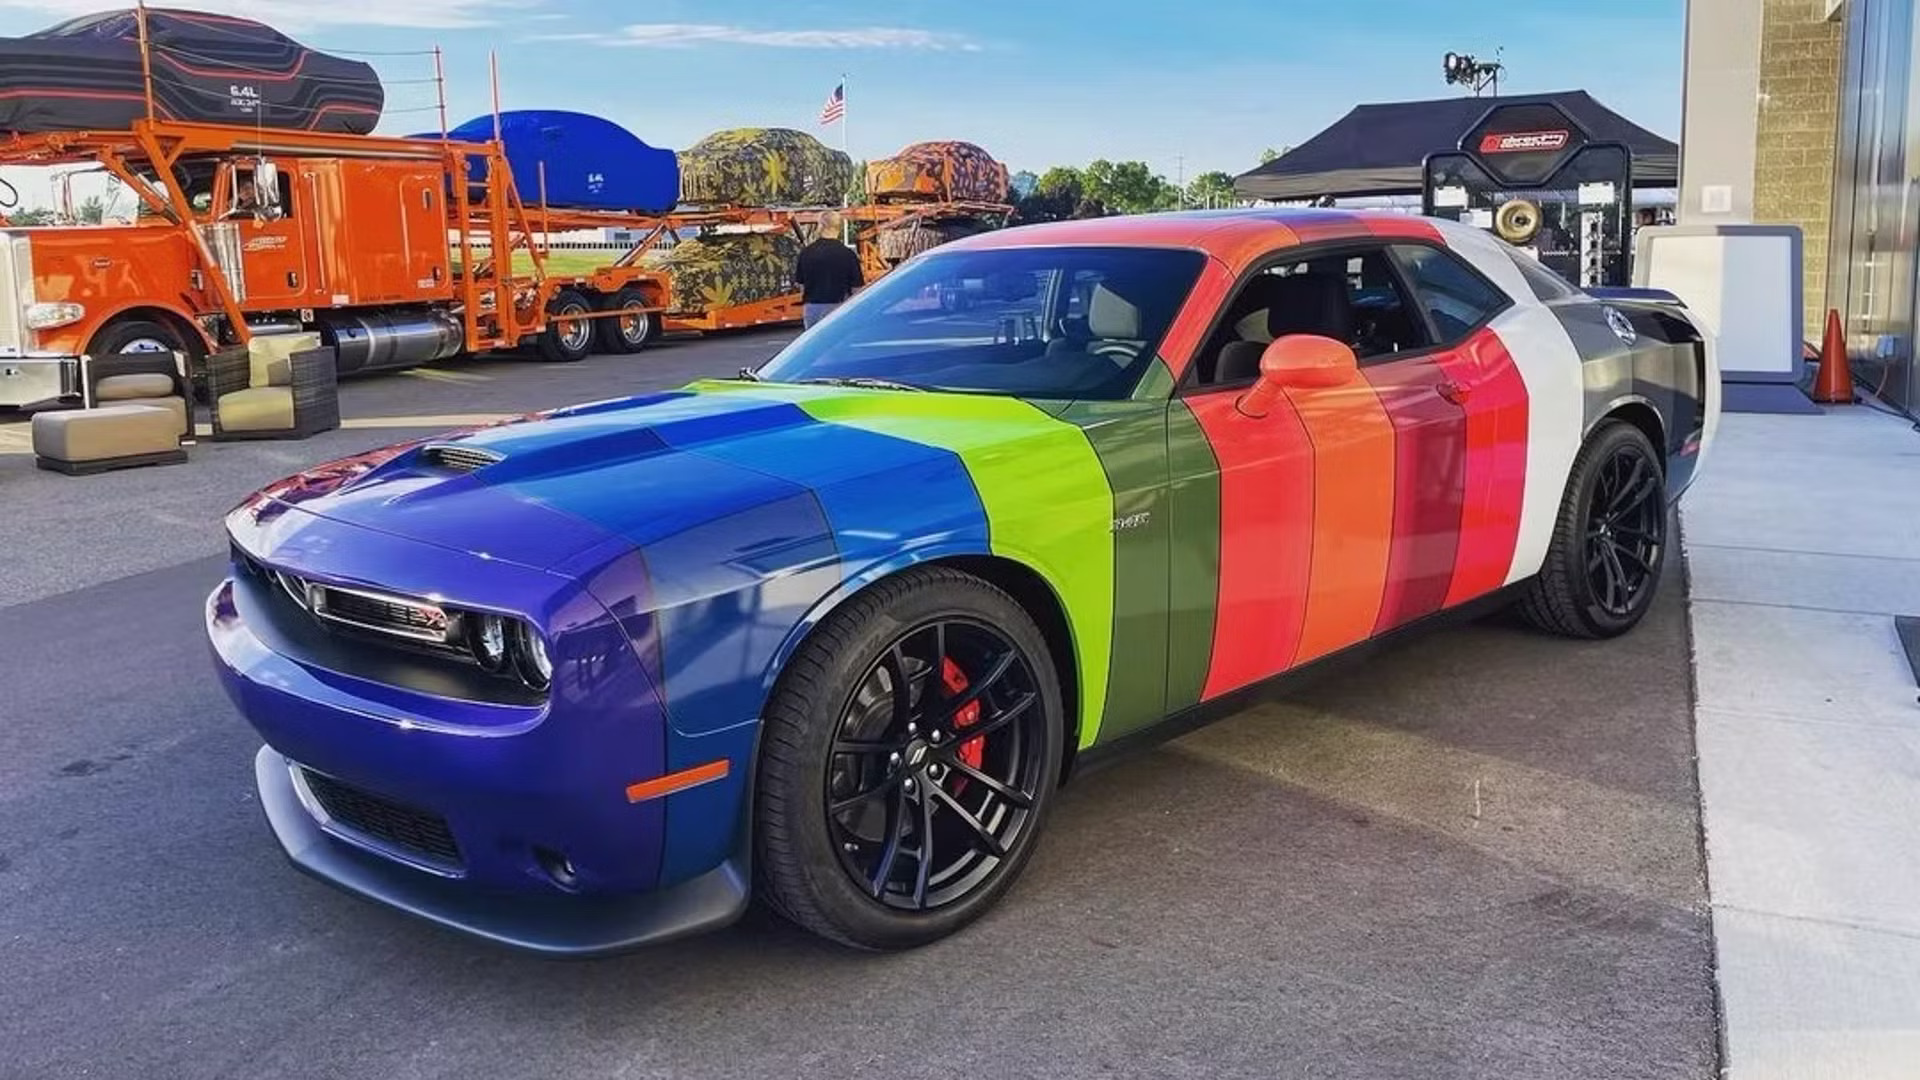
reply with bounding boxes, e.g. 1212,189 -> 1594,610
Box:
1065,582 -> 1534,781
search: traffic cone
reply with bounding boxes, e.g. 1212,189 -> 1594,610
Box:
1812,308 -> 1854,404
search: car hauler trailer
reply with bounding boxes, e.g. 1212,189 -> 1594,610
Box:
0,115 -> 683,408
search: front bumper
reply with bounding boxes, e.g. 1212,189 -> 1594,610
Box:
209,500 -> 761,954
254,746 -> 749,957
0,354 -> 79,408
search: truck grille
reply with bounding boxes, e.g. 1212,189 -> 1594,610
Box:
299,768 -> 462,868
0,233 -> 33,355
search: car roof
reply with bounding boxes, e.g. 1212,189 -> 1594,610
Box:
945,207 -> 1459,273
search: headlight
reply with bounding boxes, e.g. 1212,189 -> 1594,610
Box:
513,621 -> 553,690
467,614 -> 510,673
24,301 -> 84,330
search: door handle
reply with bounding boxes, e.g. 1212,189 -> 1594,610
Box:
1437,379 -> 1470,405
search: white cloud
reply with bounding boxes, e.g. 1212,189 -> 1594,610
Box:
0,0 -> 520,30
540,23 -> 977,51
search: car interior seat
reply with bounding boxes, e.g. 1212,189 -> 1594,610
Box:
1215,272 -> 1354,383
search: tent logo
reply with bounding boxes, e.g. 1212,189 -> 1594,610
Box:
1479,130 -> 1570,154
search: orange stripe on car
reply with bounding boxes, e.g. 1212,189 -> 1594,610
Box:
625,760 -> 730,803
1288,379 -> 1398,665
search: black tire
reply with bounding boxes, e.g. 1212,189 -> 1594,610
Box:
596,287 -> 659,354
1518,420 -> 1668,638
755,566 -> 1065,950
535,288 -> 595,362
87,318 -> 189,358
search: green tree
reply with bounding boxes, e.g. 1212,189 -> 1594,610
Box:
7,206 -> 55,225
1082,159 -> 1179,214
1258,146 -> 1287,165
1015,166 -> 1099,223
844,160 -> 868,205
76,196 -> 106,224
1034,166 -> 1085,196
1186,170 -> 1239,209
1009,170 -> 1039,199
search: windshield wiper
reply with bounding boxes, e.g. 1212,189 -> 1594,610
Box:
797,376 -> 927,392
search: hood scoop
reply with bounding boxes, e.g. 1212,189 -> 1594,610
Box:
420,443 -> 505,474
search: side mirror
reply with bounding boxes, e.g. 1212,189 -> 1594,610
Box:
1237,334 -> 1358,418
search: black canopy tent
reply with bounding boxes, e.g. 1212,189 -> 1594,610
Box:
1234,90 -> 1677,202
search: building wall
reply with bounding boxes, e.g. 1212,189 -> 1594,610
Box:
1678,0 -> 1764,226
1751,0 -> 1846,335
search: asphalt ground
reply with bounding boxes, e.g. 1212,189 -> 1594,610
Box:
0,332 -> 1717,1080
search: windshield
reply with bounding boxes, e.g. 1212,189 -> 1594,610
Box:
754,245 -> 1207,400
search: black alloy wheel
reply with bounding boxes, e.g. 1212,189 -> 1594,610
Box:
1518,420 -> 1668,638
824,618 -> 1048,912
1585,445 -> 1664,618
755,566 -> 1064,950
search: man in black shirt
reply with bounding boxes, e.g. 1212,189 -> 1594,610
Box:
795,212 -> 863,327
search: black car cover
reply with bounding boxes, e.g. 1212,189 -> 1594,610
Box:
0,8 -> 384,136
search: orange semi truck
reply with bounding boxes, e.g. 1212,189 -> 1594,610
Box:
0,119 -> 674,408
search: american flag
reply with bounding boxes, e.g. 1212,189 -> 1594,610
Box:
818,83 -> 844,126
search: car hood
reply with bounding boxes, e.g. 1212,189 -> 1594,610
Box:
248,382 -> 1072,573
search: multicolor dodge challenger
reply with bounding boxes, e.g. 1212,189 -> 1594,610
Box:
208,209 -> 1720,953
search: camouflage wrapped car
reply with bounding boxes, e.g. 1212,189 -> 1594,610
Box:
867,141 -> 1009,203
875,216 -> 993,262
679,128 -> 853,207
662,229 -> 802,313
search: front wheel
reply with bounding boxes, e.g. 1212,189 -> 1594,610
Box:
755,566 -> 1064,950
1517,420 -> 1668,638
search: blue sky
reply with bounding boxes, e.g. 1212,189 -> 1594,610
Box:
0,0 -> 1685,182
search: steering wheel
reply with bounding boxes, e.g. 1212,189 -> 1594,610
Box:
0,177 -> 17,211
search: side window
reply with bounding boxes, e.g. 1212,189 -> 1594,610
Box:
1502,245 -> 1583,302
1392,244 -> 1511,343
1342,249 -> 1427,361
1191,244 -> 1429,386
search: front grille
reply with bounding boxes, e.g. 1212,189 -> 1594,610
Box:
422,443 -> 503,473
314,585 -> 449,641
300,768 -> 462,868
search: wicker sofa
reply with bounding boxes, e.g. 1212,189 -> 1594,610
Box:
209,334 -> 341,441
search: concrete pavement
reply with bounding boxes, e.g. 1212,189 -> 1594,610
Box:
1684,404 -> 1920,1079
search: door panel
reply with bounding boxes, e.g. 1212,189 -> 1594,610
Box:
1288,380 -> 1398,664
237,218 -> 307,307
1435,327 -> 1531,604
1183,391 -> 1316,699
1365,354 -> 1469,632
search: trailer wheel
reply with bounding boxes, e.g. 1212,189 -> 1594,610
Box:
598,288 -> 659,354
536,288 -> 595,363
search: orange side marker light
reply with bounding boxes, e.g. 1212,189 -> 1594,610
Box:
625,760 -> 730,803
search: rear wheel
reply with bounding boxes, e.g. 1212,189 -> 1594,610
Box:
596,287 -> 658,354
755,566 -> 1064,950
1518,421 -> 1668,638
535,288 -> 594,363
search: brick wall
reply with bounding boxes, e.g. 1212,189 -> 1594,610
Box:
1751,0 -> 1844,334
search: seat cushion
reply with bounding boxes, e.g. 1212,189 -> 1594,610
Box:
217,387 -> 296,432
95,373 -> 177,401
248,333 -> 321,388
33,404 -> 181,462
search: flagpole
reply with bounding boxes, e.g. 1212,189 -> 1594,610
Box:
840,72 -> 851,243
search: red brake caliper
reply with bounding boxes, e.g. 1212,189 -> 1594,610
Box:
941,657 -> 984,793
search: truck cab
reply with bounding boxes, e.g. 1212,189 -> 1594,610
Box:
0,152 -> 459,408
